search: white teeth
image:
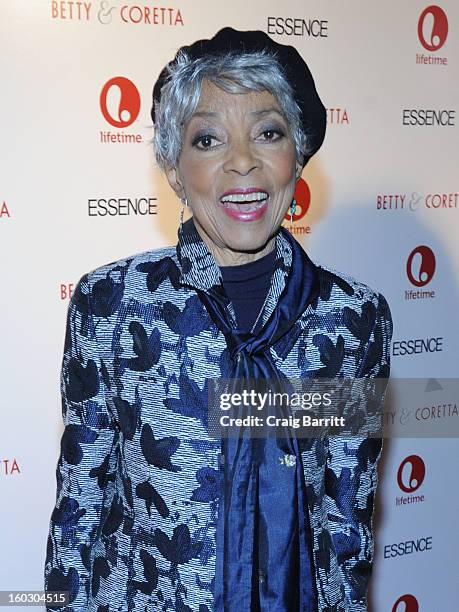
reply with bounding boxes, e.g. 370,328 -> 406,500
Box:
221,199 -> 268,213
220,191 -> 268,203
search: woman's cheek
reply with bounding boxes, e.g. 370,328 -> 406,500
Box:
264,155 -> 296,188
183,158 -> 217,196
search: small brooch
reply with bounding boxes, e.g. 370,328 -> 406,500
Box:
279,454 -> 296,467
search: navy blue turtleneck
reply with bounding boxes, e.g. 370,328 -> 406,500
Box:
219,245 -> 318,611
219,247 -> 276,333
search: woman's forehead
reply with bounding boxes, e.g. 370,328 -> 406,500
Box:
192,79 -> 283,118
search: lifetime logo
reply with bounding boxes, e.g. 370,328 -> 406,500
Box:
392,594 -> 419,612
406,245 -> 436,287
395,454 -> 426,508
100,76 -> 141,128
405,246 -> 436,301
418,5 -> 448,51
397,454 -> 426,492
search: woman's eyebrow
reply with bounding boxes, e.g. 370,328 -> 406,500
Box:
192,111 -> 219,118
190,107 -> 284,120
249,108 -> 284,117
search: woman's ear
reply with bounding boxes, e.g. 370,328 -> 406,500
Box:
164,165 -> 186,200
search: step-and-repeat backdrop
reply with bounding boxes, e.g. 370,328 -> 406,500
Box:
1,1 -> 458,610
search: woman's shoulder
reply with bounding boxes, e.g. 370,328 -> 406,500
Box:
76,244 -> 179,299
88,244 -> 176,276
313,258 -> 390,314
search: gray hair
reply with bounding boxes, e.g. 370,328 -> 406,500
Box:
152,49 -> 310,173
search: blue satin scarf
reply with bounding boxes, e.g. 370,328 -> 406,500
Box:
195,227 -> 320,611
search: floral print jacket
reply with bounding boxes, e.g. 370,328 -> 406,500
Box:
44,218 -> 393,611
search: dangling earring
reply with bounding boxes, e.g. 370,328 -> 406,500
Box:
289,198 -> 296,222
179,196 -> 188,230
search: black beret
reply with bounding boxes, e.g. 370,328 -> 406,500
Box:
151,26 -> 326,166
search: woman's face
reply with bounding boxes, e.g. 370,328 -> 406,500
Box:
165,78 -> 302,265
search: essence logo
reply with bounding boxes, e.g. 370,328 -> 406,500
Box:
100,77 -> 140,128
384,536 -> 432,559
416,5 -> 448,65
395,454 -> 425,507
267,17 -> 328,38
392,594 -> 419,612
283,178 -> 312,236
99,77 -> 143,144
392,336 -> 443,357
402,108 -> 455,126
405,246 -> 436,301
87,197 -> 158,217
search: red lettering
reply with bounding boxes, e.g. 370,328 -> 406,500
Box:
60,283 -> 75,300
175,9 -> 183,25
0,201 -> 11,217
1,458 -> 21,475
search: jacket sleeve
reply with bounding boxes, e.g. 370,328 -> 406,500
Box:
44,273 -> 119,611
324,291 -> 393,611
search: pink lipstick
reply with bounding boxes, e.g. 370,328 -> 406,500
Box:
219,187 -> 269,222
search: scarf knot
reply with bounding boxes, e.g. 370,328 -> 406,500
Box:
225,330 -> 272,363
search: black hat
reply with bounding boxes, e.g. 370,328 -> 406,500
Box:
151,26 -> 326,166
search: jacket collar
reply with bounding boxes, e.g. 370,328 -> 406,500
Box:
175,216 -> 295,329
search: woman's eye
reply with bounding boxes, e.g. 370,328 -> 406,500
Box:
193,135 -> 219,149
259,129 -> 284,142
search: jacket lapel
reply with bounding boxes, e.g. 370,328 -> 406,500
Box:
175,216 -> 300,330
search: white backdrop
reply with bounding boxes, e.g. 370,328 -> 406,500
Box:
1,1 -> 458,610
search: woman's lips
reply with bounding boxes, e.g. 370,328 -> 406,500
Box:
220,196 -> 269,221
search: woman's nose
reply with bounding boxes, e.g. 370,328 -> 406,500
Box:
222,139 -> 261,175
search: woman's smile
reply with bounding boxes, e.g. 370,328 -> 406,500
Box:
219,188 -> 270,222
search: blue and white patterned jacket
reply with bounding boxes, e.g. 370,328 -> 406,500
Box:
44,217 -> 393,612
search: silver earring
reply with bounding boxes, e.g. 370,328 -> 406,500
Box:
179,196 -> 188,229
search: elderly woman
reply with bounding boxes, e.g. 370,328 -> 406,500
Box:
44,27 -> 392,612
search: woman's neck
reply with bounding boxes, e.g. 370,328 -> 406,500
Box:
192,219 -> 277,266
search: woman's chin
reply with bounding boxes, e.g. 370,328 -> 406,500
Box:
217,227 -> 274,256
